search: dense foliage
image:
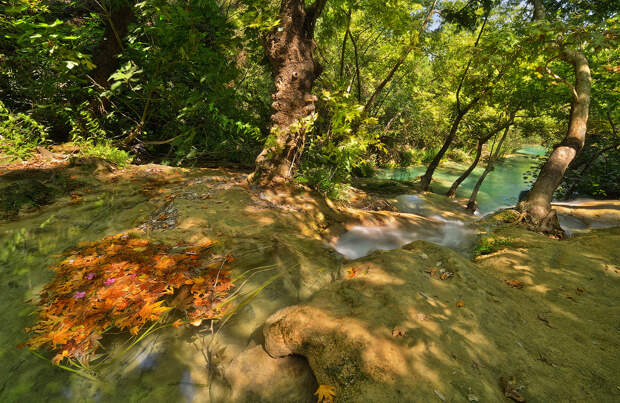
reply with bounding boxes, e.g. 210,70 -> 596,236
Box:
0,0 -> 618,197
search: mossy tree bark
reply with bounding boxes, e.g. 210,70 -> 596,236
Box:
251,0 -> 327,186
523,49 -> 591,226
521,0 -> 592,230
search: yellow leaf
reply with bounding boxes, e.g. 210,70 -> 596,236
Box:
346,267 -> 358,279
314,384 -> 336,403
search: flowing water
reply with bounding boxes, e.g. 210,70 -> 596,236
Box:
332,146 -> 547,259
0,177 -> 202,402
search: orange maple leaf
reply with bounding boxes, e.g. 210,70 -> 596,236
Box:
314,384 -> 336,403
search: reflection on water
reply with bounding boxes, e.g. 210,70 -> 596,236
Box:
0,187 -> 196,402
333,149 -> 546,260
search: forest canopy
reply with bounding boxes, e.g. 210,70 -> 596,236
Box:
1,0 -> 618,213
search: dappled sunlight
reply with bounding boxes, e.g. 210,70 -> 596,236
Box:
2,157 -> 619,402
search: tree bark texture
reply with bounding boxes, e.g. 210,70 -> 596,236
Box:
523,49 -> 591,225
446,138 -> 484,198
251,0 -> 326,186
419,108 -> 468,190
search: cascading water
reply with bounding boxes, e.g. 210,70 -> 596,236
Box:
332,145 -> 620,259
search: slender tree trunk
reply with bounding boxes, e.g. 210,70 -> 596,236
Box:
338,8 -> 351,80
362,0 -> 436,115
522,50 -> 591,227
447,113 -> 516,197
447,138 -> 485,198
419,12 -> 489,191
420,110 -> 466,190
347,29 -> 362,102
251,0 -> 327,186
467,122 -> 512,212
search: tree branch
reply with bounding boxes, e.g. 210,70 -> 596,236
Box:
362,0 -> 437,115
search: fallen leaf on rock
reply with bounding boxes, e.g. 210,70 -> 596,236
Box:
392,326 -> 406,337
500,376 -> 526,402
314,384 -> 336,403
347,267 -> 358,279
505,280 -> 524,289
456,300 -> 465,308
440,270 -> 454,280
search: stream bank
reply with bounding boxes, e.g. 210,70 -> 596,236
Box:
1,155 -> 619,402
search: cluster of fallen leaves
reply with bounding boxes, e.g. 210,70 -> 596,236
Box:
425,268 -> 454,280
23,233 -> 233,365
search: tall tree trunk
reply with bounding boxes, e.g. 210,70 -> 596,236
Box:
467,122 -> 513,212
447,113 -> 516,197
338,8 -> 351,80
420,110 -> 466,190
419,12 -> 489,191
251,0 -> 327,186
90,1 -> 134,90
447,137 -> 485,198
520,0 -> 592,232
523,49 -> 591,225
347,29 -> 362,102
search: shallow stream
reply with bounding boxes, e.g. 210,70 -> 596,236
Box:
333,145 -> 620,258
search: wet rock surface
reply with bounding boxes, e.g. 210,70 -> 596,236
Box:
224,345 -> 316,402
264,231 -> 620,402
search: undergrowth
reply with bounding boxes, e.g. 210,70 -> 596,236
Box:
0,101 -> 48,162
473,235 -> 513,257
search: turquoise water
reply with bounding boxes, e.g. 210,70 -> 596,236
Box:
377,146 -> 547,214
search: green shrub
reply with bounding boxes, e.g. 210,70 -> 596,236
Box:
352,159 -> 376,178
399,149 -> 416,167
421,147 -> 439,163
447,148 -> 469,163
69,104 -> 133,167
0,101 -> 48,162
473,235 -> 513,257
297,167 -> 346,200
